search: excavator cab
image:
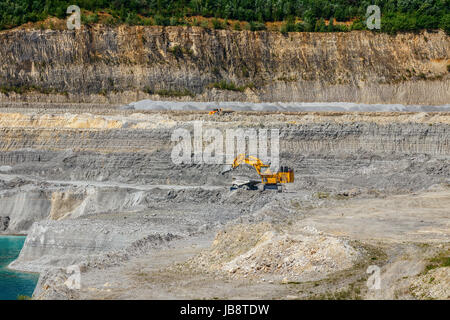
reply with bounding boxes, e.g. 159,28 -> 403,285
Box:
277,166 -> 294,184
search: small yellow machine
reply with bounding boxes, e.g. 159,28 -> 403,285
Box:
208,108 -> 234,115
222,153 -> 294,191
208,108 -> 222,115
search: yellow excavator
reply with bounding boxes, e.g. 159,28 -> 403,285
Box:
208,108 -> 234,115
208,108 -> 222,115
222,153 -> 294,192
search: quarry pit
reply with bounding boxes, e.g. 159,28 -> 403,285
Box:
0,104 -> 448,300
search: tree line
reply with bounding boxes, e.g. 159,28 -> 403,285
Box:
0,0 -> 448,34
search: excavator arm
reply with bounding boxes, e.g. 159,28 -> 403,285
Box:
231,154 -> 271,175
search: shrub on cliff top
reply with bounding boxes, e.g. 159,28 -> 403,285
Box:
212,18 -> 225,30
246,21 -> 266,31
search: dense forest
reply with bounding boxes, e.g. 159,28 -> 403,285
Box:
0,0 -> 449,33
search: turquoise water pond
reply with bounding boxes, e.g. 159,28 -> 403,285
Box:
0,236 -> 39,300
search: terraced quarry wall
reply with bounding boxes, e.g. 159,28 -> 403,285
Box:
0,110 -> 448,299
0,112 -> 449,188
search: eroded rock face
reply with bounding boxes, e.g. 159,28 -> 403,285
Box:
0,27 -> 448,104
0,216 -> 9,231
0,189 -> 51,233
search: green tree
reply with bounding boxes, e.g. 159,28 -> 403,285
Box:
0,0 -> 447,33
327,17 -> 335,32
440,14 -> 450,34
315,18 -> 327,32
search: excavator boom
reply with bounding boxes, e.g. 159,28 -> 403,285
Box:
231,154 -> 271,175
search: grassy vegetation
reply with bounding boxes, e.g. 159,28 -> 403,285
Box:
208,80 -> 255,92
0,1 -> 448,34
17,294 -> 32,300
0,84 -> 67,96
143,87 -> 195,97
168,45 -> 193,58
316,191 -> 330,199
424,250 -> 450,273
246,21 -> 267,31
286,242 -> 388,300
310,286 -> 363,300
212,18 -> 226,30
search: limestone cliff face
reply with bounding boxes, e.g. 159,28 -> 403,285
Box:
0,26 -> 449,104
